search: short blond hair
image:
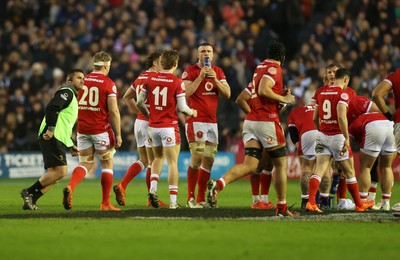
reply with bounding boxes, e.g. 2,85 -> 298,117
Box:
93,51 -> 112,70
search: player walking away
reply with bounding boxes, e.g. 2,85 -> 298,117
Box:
306,68 -> 374,213
20,69 -> 84,210
183,42 -> 231,208
236,83 -> 274,210
288,103 -> 318,210
372,68 -> 400,211
62,51 -> 122,211
207,41 -> 298,216
136,50 -> 197,209
112,51 -> 168,207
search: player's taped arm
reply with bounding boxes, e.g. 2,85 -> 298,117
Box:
136,89 -> 149,118
288,126 -> 299,145
177,96 -> 193,116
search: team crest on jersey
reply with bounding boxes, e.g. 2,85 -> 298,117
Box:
196,131 -> 203,139
267,67 -> 277,75
182,72 -> 188,79
340,93 -> 349,100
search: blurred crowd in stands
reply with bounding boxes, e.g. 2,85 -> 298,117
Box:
1,0 -> 400,153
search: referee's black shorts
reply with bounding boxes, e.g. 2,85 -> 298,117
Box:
38,136 -> 68,169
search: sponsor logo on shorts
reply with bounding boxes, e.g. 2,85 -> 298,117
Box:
166,137 -> 172,143
148,138 -> 152,144
100,140 -> 107,146
266,137 -> 273,144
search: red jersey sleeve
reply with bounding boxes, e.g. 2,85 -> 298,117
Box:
176,79 -> 186,97
262,64 -> 280,85
214,66 -> 227,82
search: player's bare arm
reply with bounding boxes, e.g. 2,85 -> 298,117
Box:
372,80 -> 393,119
313,108 -> 320,130
337,103 -> 349,153
136,88 -> 149,118
235,88 -> 251,114
108,95 -> 122,148
205,68 -> 231,99
258,77 -> 295,104
184,67 -> 207,97
123,86 -> 140,115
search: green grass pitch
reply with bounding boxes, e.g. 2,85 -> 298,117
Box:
0,178 -> 399,259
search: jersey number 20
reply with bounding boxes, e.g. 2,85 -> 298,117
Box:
79,86 -> 99,106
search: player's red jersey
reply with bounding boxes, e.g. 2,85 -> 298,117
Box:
78,72 -> 117,134
245,60 -> 283,122
182,63 -> 227,123
130,70 -> 157,121
347,96 -> 372,126
349,113 -> 387,143
312,85 -> 356,104
316,86 -> 349,135
288,105 -> 317,136
384,69 -> 400,123
142,71 -> 186,128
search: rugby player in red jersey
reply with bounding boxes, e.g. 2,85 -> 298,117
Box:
182,43 -> 231,208
112,51 -> 168,207
306,68 -> 374,212
207,41 -> 298,216
63,51 -> 122,211
137,50 -> 197,209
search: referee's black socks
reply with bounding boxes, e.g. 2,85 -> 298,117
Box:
27,180 -> 44,203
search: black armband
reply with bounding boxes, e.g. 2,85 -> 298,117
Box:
384,112 -> 392,120
288,127 -> 299,145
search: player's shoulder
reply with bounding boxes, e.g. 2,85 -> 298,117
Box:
258,60 -> 281,75
386,69 -> 400,82
184,64 -> 199,72
345,87 -> 357,97
182,64 -> 199,80
139,70 -> 155,78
